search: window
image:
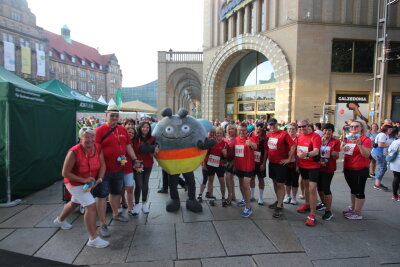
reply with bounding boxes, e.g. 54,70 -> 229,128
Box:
11,12 -> 21,22
2,32 -> 14,42
331,40 -> 375,73
91,84 -> 96,92
80,70 -> 86,78
71,57 -> 76,63
388,42 -> 400,74
91,62 -> 95,68
20,38 -> 29,47
36,43 -> 44,51
90,73 -> 95,81
82,60 -> 86,66
60,54 -> 65,60
99,65 -> 103,70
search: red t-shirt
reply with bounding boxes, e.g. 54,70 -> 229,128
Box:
320,138 -> 341,173
95,123 -> 130,173
234,136 -> 255,172
64,143 -> 101,186
123,154 -> 133,174
206,139 -> 227,167
297,132 -> 322,169
343,135 -> 372,170
267,130 -> 294,164
249,132 -> 268,165
132,136 -> 156,168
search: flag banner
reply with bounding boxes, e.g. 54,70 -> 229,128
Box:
36,50 -> 46,76
21,46 -> 31,74
116,89 -> 122,108
4,41 -> 15,71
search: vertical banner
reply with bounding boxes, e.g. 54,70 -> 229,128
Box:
335,94 -> 369,133
116,89 -> 122,108
3,41 -> 15,71
36,50 -> 46,77
21,46 -> 31,74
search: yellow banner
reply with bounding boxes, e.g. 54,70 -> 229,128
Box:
21,46 -> 31,74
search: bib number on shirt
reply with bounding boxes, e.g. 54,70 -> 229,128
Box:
207,155 -> 221,167
297,146 -> 309,159
343,143 -> 356,155
254,151 -> 261,163
235,145 -> 245,157
321,146 -> 331,159
268,138 -> 278,150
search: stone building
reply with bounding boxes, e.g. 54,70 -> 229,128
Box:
202,0 -> 400,125
0,0 -> 49,83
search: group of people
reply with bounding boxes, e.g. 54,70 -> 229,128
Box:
54,103 -> 400,248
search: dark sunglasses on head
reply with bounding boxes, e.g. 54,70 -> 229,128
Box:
110,114 -> 119,118
298,125 -> 308,128
81,127 -> 93,131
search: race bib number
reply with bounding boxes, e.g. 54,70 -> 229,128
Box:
297,146 -> 309,158
343,143 -> 356,155
268,138 -> 278,150
254,151 -> 261,163
235,145 -> 245,157
207,155 -> 221,167
321,146 -> 331,159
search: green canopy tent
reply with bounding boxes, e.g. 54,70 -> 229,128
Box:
0,66 -> 76,205
37,79 -> 107,112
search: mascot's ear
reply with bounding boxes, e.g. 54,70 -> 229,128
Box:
161,107 -> 172,117
198,119 -> 213,132
177,108 -> 188,118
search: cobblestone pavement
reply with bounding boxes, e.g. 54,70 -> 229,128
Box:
1,163 -> 399,266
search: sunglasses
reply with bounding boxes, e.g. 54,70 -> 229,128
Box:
350,125 -> 360,128
81,127 -> 93,131
298,125 -> 308,128
110,114 -> 119,118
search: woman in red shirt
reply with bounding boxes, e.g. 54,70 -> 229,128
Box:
131,122 -> 159,215
341,120 -> 372,220
54,127 -> 109,248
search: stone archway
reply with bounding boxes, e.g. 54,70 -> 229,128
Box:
202,33 -> 292,121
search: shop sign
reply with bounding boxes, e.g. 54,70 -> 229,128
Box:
335,93 -> 369,134
219,0 -> 255,21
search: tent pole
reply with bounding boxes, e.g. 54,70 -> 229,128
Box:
0,101 -> 21,207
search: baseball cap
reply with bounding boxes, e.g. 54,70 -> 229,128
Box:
267,118 -> 278,125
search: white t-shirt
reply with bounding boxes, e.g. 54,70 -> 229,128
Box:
315,130 -> 323,137
388,139 -> 400,172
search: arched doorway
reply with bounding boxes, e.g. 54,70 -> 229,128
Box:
202,34 -> 292,122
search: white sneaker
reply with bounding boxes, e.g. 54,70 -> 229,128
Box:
283,195 -> 291,204
257,198 -> 264,205
87,236 -> 110,248
290,198 -> 297,205
132,204 -> 141,215
142,202 -> 150,214
53,217 -> 72,230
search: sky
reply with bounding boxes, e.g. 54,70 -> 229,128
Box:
28,0 -> 204,87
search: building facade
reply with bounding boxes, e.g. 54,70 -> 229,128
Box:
0,0 -> 49,83
202,0 -> 400,125
0,0 -> 122,102
122,80 -> 158,108
46,26 -> 122,102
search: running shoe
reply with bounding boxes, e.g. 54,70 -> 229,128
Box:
297,204 -> 310,213
283,195 -> 291,204
268,201 -> 278,209
236,199 -> 246,207
299,194 -> 305,199
87,236 -> 110,248
290,198 -> 298,205
272,207 -> 283,218
257,198 -> 264,206
241,207 -> 253,218
157,188 -> 168,193
342,205 -> 353,215
316,202 -> 326,211
99,224 -> 110,237
197,194 -> 203,203
142,202 -> 150,214
392,195 -> 399,201
305,214 -> 316,226
322,210 -> 333,221
222,199 -> 227,207
53,217 -> 72,230
131,204 -> 141,216
250,197 -> 256,202
373,184 -> 389,191
113,213 -> 129,222
345,212 -> 363,220
209,199 -> 215,206
205,192 -> 210,198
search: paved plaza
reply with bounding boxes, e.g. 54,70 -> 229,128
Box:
0,163 -> 399,267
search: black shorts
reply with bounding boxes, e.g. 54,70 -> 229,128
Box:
254,164 -> 266,178
236,169 -> 254,178
299,167 -> 320,183
286,166 -> 299,187
225,161 -> 234,174
207,165 -> 225,177
268,162 -> 288,183
92,170 -> 124,198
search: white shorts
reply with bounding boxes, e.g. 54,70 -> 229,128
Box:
68,185 -> 95,207
123,172 -> 134,187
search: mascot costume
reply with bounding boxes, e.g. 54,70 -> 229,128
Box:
152,107 -> 215,212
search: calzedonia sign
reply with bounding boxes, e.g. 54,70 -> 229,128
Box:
219,0 -> 255,21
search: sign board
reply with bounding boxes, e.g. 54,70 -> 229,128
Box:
335,94 -> 369,134
219,0 -> 255,21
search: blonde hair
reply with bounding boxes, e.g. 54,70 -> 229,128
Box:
226,124 -> 237,135
79,127 -> 95,138
353,120 -> 367,135
215,127 -> 225,136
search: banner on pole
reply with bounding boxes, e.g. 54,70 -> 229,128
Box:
4,41 -> 15,71
36,50 -> 46,77
21,46 -> 31,74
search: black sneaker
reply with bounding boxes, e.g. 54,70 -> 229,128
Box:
197,194 -> 203,203
316,202 -> 326,211
205,192 -> 210,198
268,201 -> 278,209
157,188 -> 168,193
222,198 -> 227,207
374,184 -> 389,191
272,207 -> 283,218
209,199 -> 215,206
322,210 -> 333,221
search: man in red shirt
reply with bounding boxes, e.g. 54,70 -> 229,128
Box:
296,119 -> 322,227
235,123 -> 257,217
93,105 -> 140,237
267,118 -> 296,218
